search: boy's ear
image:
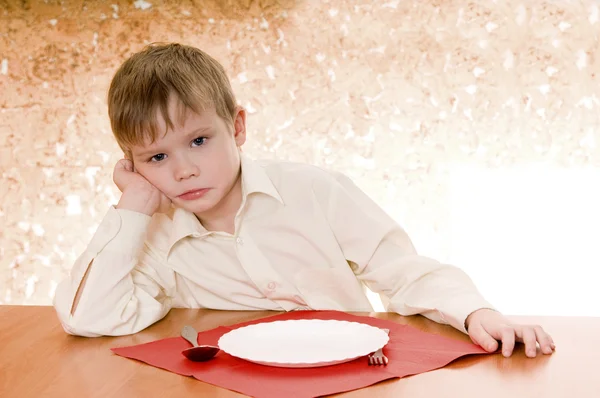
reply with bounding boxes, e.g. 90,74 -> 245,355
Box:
232,106 -> 247,147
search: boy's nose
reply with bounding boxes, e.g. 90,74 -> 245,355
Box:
175,157 -> 200,181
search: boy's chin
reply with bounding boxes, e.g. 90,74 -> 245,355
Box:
172,199 -> 216,215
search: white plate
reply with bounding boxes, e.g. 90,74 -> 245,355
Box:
217,319 -> 389,368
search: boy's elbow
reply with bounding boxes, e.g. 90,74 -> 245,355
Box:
53,306 -> 104,337
54,306 -> 140,337
52,282 -> 127,337
53,280 -> 171,337
53,290 -> 103,337
59,320 -> 104,338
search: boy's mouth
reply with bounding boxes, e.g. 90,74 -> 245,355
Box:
177,188 -> 211,200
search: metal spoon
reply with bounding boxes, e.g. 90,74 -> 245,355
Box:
180,325 -> 220,362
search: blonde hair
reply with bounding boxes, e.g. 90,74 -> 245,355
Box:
107,43 -> 237,152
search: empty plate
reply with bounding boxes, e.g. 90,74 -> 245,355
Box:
217,319 -> 389,368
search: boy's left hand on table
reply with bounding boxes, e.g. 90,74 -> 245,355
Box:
466,308 -> 556,358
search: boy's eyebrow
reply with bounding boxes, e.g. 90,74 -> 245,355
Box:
184,126 -> 212,136
133,126 -> 213,157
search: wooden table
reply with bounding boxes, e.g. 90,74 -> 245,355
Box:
0,306 -> 598,397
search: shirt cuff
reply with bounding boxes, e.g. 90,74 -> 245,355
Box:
440,296 -> 497,334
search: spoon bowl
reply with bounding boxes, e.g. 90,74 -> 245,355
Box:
181,325 -> 220,362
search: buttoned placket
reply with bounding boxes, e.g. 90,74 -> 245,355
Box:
233,197 -> 307,312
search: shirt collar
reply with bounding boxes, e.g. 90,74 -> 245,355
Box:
239,154 -> 284,205
167,154 -> 283,251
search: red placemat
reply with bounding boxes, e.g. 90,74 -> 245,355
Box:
112,311 -> 489,397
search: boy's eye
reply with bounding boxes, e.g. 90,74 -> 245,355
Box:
150,153 -> 166,162
192,137 -> 206,147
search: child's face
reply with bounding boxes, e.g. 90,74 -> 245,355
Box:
129,98 -> 246,217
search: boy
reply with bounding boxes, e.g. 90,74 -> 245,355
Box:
54,43 -> 554,358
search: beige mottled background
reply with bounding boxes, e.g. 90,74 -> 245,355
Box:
1,0 -> 599,315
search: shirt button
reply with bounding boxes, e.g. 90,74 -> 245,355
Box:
236,237 -> 244,245
267,282 -> 276,290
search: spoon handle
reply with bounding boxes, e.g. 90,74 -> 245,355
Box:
181,325 -> 199,347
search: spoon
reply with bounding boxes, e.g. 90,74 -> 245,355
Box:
180,325 -> 220,362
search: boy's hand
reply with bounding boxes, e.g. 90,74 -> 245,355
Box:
113,159 -> 171,215
466,308 -> 555,358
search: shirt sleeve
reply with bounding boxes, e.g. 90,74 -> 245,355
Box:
319,172 -> 495,334
53,206 -> 174,337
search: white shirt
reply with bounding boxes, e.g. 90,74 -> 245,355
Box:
53,156 -> 494,337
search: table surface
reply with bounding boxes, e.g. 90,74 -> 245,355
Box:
0,306 -> 598,397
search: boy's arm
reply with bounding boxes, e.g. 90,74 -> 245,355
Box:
319,172 -> 494,334
53,207 -> 173,337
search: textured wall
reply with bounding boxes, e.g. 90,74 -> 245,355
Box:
1,1 -> 599,312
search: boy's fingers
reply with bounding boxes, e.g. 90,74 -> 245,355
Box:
115,159 -> 136,173
534,326 -> 555,354
113,159 -> 136,192
115,159 -> 130,170
500,327 -> 516,357
469,323 -> 498,353
123,159 -> 134,172
520,327 -> 537,357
